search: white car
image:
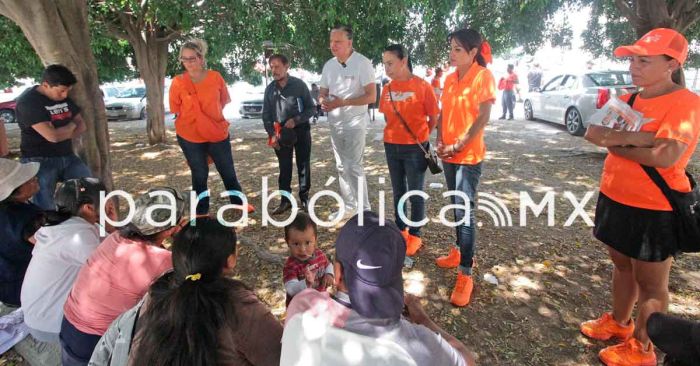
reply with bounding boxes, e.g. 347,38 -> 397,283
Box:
105,86 -> 147,120
523,71 -> 637,136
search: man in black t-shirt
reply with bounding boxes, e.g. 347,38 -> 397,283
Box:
17,65 -> 90,210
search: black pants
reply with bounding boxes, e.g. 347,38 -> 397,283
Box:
647,312 -> 700,366
177,135 -> 244,215
275,125 -> 311,202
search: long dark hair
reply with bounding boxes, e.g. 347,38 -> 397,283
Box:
130,217 -> 241,366
448,28 -> 486,67
384,44 -> 413,73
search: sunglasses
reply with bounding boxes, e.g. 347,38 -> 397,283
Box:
180,56 -> 199,63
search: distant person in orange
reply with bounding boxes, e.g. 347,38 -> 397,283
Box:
379,44 -> 439,257
582,28 -> 700,366
169,39 -> 253,215
431,67 -> 444,98
498,64 -> 518,120
435,28 -> 495,307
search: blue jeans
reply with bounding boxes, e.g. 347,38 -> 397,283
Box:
385,143 -> 427,236
59,317 -> 100,366
443,161 -> 482,274
20,155 -> 92,210
177,135 -> 244,215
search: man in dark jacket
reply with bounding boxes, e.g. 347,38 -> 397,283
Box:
262,54 -> 315,214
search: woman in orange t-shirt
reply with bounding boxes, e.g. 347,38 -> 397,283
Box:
379,44 -> 439,257
581,28 -> 700,365
169,39 -> 253,215
434,29 -> 495,308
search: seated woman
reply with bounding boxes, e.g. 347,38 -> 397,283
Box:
0,159 -> 43,309
90,217 -> 283,366
59,187 -> 186,366
21,178 -> 113,344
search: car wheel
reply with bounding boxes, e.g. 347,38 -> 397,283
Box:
565,107 -> 585,136
524,100 -> 534,121
139,107 -> 146,120
0,109 -> 15,124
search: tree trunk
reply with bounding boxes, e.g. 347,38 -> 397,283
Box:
130,34 -> 169,145
0,0 -> 113,189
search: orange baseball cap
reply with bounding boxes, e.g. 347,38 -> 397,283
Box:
614,28 -> 689,65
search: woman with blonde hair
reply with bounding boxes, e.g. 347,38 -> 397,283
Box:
169,39 -> 254,215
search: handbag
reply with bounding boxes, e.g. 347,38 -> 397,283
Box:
626,92 -> 700,253
180,72 -> 229,142
387,84 -> 443,175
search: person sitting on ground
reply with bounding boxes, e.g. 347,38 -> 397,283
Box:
286,211 -> 475,366
20,178 -> 114,346
90,217 -> 283,366
283,212 -> 333,305
58,187 -> 187,366
0,159 -> 43,309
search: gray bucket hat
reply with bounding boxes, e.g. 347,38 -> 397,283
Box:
130,187 -> 188,236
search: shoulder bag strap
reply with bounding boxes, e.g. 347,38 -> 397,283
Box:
387,83 -> 429,156
627,92 -> 680,210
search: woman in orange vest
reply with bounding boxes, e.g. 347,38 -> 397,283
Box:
582,28 -> 699,366
379,44 -> 439,257
169,39 -> 253,215
434,28 -> 495,307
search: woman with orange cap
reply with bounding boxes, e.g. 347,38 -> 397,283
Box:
434,28 -> 495,308
582,28 -> 700,366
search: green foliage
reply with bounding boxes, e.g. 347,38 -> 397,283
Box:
581,0 -> 700,68
0,16 -> 42,87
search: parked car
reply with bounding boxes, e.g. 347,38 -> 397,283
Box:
0,100 -> 16,123
105,86 -> 147,120
239,90 -> 264,118
523,71 -> 637,136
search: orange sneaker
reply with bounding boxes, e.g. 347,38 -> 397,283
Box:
436,247 -> 460,268
400,228 -> 409,244
580,312 -> 634,341
406,234 -> 423,256
450,272 -> 473,307
246,204 -> 256,214
599,338 -> 656,366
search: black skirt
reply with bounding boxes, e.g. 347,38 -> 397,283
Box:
594,193 -> 679,262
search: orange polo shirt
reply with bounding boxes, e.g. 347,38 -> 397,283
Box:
431,76 -> 441,89
379,76 -> 439,144
440,63 -> 496,165
600,89 -> 700,211
169,70 -> 231,143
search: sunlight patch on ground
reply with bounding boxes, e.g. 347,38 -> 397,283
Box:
403,270 -> 427,296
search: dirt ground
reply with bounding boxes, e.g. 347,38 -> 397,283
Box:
2,109 -> 699,365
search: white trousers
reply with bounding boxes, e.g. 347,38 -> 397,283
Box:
329,126 -> 370,212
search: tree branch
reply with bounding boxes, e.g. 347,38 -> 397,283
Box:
678,9 -> 700,33
155,30 -> 180,43
614,0 -> 642,27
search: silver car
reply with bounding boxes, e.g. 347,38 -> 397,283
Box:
523,71 -> 637,135
105,86 -> 147,120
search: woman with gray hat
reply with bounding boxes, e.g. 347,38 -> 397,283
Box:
0,158 -> 43,309
60,187 -> 187,366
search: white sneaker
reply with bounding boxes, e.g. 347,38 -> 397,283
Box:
328,209 -> 354,222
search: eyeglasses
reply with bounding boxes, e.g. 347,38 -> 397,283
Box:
180,56 -> 199,63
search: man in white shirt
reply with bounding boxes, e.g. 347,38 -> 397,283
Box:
319,24 -> 376,219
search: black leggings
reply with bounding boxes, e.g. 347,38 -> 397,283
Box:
647,312 -> 700,365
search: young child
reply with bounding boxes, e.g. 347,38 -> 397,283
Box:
283,212 -> 333,305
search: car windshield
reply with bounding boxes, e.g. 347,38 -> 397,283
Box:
587,72 -> 632,86
117,87 -> 146,98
